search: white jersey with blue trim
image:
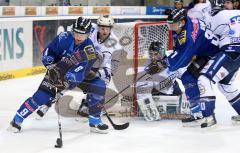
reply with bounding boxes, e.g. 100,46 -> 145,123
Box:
187,0 -> 212,27
137,59 -> 185,95
89,23 -> 122,73
210,10 -> 240,48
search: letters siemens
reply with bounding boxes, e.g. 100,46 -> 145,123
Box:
0,27 -> 24,61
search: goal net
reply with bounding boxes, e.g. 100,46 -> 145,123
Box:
104,21 -> 173,116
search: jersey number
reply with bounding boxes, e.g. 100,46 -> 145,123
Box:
204,29 -> 219,46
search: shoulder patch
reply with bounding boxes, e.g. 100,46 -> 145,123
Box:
84,45 -> 96,60
178,30 -> 186,45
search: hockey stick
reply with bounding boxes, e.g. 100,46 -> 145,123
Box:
103,73 -> 148,130
103,107 -> 130,130
105,72 -> 148,105
54,89 -> 65,148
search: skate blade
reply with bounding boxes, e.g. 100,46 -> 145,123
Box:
182,120 -> 204,127
182,122 -> 202,127
7,126 -> 20,133
201,123 -> 217,132
90,127 -> 108,134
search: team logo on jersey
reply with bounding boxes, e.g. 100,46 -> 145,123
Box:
178,30 -> 186,45
230,15 -> 240,25
191,19 -> 199,43
84,45 -> 96,60
229,16 -> 240,43
230,37 -> 240,43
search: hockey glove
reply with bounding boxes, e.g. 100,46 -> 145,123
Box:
85,70 -> 97,80
47,64 -> 61,85
145,61 -> 167,75
42,55 -> 55,67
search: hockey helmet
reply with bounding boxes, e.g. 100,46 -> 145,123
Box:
167,9 -> 187,23
149,41 -> 165,57
72,17 -> 92,34
97,15 -> 115,27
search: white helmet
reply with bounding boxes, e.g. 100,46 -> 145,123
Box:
97,15 -> 114,27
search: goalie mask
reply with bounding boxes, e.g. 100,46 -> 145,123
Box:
148,41 -> 165,62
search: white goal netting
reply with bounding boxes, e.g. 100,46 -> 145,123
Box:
104,21 -> 172,116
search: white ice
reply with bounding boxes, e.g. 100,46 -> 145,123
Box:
0,74 -> 240,153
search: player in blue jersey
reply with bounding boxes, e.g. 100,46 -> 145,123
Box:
165,8 -> 220,127
7,17 -> 109,133
163,8 -> 240,128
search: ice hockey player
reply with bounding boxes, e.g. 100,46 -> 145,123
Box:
7,17 -> 109,133
36,15 -> 122,119
182,5 -> 240,127
76,15 -> 122,116
199,9 -> 240,126
136,41 -> 185,121
166,9 -> 220,128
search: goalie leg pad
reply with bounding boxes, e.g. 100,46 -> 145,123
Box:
137,93 -> 160,121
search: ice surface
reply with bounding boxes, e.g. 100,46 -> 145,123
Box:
0,74 -> 240,153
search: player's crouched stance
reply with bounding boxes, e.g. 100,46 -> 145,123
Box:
137,41 -> 184,121
7,17 -> 108,134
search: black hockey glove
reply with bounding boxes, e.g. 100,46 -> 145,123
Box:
145,61 -> 167,75
47,64 -> 61,85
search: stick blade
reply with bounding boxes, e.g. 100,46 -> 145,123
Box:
113,122 -> 130,130
54,138 -> 63,148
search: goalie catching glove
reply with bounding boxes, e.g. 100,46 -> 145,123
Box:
145,60 -> 167,75
145,41 -> 168,75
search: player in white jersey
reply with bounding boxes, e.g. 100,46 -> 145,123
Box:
89,15 -> 122,85
197,10 -> 240,127
187,0 -> 212,27
136,41 -> 186,121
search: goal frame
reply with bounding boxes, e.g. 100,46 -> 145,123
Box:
133,21 -> 173,115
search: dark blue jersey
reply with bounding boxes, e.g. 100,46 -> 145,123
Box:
42,31 -> 96,72
167,17 -> 219,71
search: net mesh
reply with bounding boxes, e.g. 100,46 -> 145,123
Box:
104,22 -> 172,116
